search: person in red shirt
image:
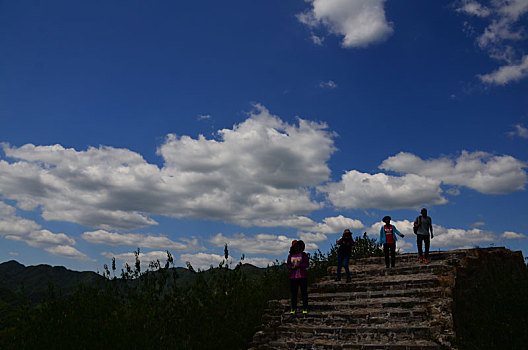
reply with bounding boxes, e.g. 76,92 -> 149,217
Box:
379,216 -> 405,268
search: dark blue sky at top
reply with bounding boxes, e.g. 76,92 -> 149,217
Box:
2,0 -> 525,165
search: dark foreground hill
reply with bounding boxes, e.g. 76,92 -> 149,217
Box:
0,256 -> 288,350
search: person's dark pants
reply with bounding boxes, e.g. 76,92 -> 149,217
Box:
417,235 -> 430,260
383,243 -> 396,268
290,278 -> 308,310
336,253 -> 350,280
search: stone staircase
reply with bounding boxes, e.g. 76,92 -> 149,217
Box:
250,250 -> 470,350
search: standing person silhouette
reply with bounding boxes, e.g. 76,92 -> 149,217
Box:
379,216 -> 405,268
335,229 -> 355,282
414,208 -> 434,264
286,240 -> 309,314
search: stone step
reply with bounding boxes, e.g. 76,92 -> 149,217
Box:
308,287 -> 446,302
329,261 -> 454,278
275,323 -> 433,343
312,274 -> 440,293
255,339 -> 441,350
352,250 -> 468,266
306,296 -> 429,312
281,307 -> 429,326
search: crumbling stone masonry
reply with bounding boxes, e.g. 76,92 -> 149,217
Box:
249,247 -> 525,350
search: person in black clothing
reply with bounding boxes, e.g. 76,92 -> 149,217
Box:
335,229 -> 355,282
413,208 -> 434,263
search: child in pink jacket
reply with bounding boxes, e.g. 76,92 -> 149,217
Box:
286,240 -> 309,314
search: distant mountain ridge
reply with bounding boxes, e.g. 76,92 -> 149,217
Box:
0,260 -> 266,305
0,260 -> 104,304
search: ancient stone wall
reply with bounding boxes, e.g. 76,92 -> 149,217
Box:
250,247 -> 527,350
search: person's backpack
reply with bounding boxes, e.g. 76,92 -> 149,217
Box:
413,216 -> 421,234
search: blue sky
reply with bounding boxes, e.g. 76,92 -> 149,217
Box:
1,0 -> 527,272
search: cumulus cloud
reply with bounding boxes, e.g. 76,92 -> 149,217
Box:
45,245 -> 93,261
209,232 -> 319,256
101,250 -> 173,271
457,0 -> 491,17
241,256 -> 277,267
297,0 -> 393,48
508,123 -> 528,138
81,230 -> 202,251
478,55 -> 528,85
245,214 -> 364,234
311,34 -> 324,45
380,151 -> 527,194
0,201 -> 90,260
179,252 -> 276,269
0,202 -> 41,235
457,0 -> 528,85
0,105 -> 336,231
179,252 -> 236,270
501,231 -> 527,239
320,170 -> 447,210
207,215 -> 364,256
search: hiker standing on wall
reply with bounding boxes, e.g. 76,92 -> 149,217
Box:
413,208 -> 434,264
335,229 -> 356,282
286,240 -> 309,314
379,216 -> 405,268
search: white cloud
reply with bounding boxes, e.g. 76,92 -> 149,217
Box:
311,34 -> 324,45
298,0 -> 393,48
25,230 -> 76,248
101,250 -> 173,271
244,214 -> 364,234
9,252 -> 19,256
380,151 -> 527,194
457,0 -> 491,17
478,55 -> 528,85
81,230 -> 202,251
432,226 -> 495,248
317,215 -> 364,233
319,80 -> 337,89
45,245 -> 93,261
0,105 -> 336,230
0,201 -> 89,260
241,256 -> 277,268
508,124 -> 528,138
320,170 -> 447,210
198,114 -> 211,120
298,232 -> 328,243
179,252 -> 276,269
209,232 -> 318,255
501,231 -> 527,239
472,221 -> 486,227
457,0 -> 528,85
446,188 -> 461,196
0,202 -> 41,235
179,252 -> 235,270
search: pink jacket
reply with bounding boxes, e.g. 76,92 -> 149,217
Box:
286,252 -> 309,279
